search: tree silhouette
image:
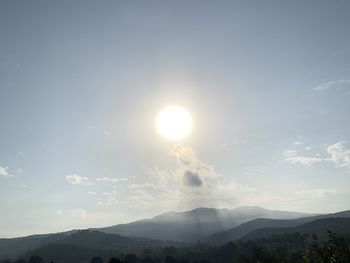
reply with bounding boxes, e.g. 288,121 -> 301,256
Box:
28,256 -> 44,263
108,258 -> 121,263
125,254 -> 137,263
90,256 -> 103,263
164,256 -> 175,263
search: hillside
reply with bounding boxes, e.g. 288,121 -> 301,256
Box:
0,233 -> 66,258
241,217 -> 350,241
206,210 -> 350,244
98,206 -> 309,242
0,206 -> 311,258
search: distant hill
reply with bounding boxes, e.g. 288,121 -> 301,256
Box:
23,243 -> 110,263
0,233 -> 66,258
55,230 -> 183,250
205,210 -> 350,244
0,230 -> 183,260
98,206 -> 309,242
241,217 -> 350,241
0,206 -> 312,259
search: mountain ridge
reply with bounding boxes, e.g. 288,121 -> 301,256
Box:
205,209 -> 350,244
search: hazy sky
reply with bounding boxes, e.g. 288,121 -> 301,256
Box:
1,0 -> 350,237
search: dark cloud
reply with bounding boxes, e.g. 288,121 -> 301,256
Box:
183,170 -> 203,187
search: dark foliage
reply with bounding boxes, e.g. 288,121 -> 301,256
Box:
27,256 -> 44,263
1,231 -> 349,263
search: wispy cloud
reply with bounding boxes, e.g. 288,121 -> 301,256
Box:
0,166 -> 9,176
128,145 -> 255,210
286,156 -> 323,166
65,174 -> 91,185
73,208 -> 87,218
327,141 -> 350,169
0,166 -> 13,177
314,79 -> 350,91
295,188 -> 338,199
293,141 -> 304,145
56,210 -> 64,217
285,140 -> 350,170
96,176 -> 127,184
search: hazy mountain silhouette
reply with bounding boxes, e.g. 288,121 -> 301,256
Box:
55,230 -> 183,250
97,206 -> 309,242
23,243 -> 110,263
0,233 -> 66,258
0,230 -> 183,259
241,217 -> 350,241
0,206 -> 314,258
205,209 -> 350,244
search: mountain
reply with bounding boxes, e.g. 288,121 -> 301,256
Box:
53,230 -> 183,250
22,230 -> 184,263
23,243 -> 110,263
0,230 -> 183,260
0,233 -> 66,258
205,210 -> 350,244
0,206 -> 311,258
241,217 -> 350,241
98,206 -> 310,242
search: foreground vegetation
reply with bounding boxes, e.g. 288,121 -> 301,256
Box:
1,231 -> 349,263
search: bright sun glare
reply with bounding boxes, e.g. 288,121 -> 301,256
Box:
156,106 -> 193,140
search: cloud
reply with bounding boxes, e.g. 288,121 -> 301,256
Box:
284,140 -> 350,170
73,209 -> 87,218
314,79 -> 350,91
284,150 -> 297,158
169,145 -> 216,183
56,210 -> 64,217
65,174 -> 90,185
0,166 -> 13,177
183,170 -> 203,187
327,141 -> 350,169
0,166 -> 9,176
293,141 -> 304,145
129,145 -> 250,210
295,188 -> 338,199
96,177 -> 127,184
286,156 -> 323,166
97,190 -> 122,206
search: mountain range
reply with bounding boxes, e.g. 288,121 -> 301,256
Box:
1,206 -> 350,260
97,206 -> 309,242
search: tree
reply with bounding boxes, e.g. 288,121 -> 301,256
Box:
125,254 -> 137,263
28,256 -> 44,263
108,258 -> 121,263
90,256 -> 103,263
163,247 -> 177,257
164,256 -> 175,263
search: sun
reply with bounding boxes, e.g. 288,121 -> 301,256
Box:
156,106 -> 193,140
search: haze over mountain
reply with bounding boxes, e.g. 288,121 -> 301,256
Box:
97,206 -> 309,242
0,206 -> 308,258
206,209 -> 350,244
2,206 -> 350,261
241,217 -> 350,241
0,230 -> 182,259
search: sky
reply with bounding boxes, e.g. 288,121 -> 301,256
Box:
1,0 -> 350,238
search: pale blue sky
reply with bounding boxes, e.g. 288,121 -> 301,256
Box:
1,0 -> 350,237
